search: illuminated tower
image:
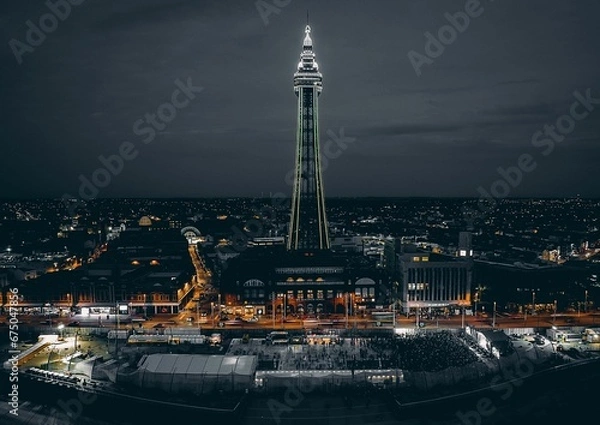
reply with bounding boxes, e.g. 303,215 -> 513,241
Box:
288,25 -> 330,251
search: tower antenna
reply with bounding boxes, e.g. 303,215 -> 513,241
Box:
307,10 -> 309,26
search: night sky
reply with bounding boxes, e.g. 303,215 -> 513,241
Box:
2,0 -> 600,199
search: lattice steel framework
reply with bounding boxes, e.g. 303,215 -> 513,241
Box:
288,25 -> 330,251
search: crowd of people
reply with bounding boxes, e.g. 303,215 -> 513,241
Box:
227,331 -> 481,372
369,331 -> 480,371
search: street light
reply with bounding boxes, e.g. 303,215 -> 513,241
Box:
196,298 -> 200,331
585,290 -> 588,313
492,302 -> 497,328
532,291 -> 536,316
58,324 -> 65,341
553,299 -> 557,326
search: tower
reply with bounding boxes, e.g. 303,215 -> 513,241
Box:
288,25 -> 330,251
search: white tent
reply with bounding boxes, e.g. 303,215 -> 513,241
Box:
135,354 -> 257,394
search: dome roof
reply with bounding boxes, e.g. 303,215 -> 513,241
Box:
139,216 -> 152,227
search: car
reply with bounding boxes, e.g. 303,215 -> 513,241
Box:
153,323 -> 164,329
67,321 -> 80,327
243,316 -> 259,323
186,317 -> 194,322
209,333 -> 222,345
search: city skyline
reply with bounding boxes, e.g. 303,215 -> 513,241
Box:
2,0 -> 600,199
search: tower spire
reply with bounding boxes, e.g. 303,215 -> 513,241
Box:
303,22 -> 312,49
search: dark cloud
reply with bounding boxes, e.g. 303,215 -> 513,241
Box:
1,0 -> 600,198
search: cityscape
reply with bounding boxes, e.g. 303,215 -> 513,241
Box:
2,1 -> 600,425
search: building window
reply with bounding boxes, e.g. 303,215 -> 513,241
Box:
327,290 -> 334,299
287,290 -> 294,299
413,256 -> 421,262
317,290 -> 324,300
369,288 -> 375,297
355,288 -> 361,296
307,290 -> 314,300
297,290 -> 304,300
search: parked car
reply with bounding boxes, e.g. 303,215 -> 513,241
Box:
243,316 -> 259,323
210,333 -> 222,345
67,321 -> 80,327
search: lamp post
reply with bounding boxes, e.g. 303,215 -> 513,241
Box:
218,293 -> 222,324
345,292 -> 349,329
532,291 -> 536,316
553,299 -> 557,327
461,306 -> 465,329
196,298 -> 200,331
58,324 -> 65,341
115,302 -> 120,355
416,306 -> 420,329
585,290 -> 588,313
272,292 -> 275,328
492,301 -> 497,328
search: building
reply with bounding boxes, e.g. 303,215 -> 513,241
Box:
397,244 -> 472,314
221,247 -> 385,315
8,228 -> 195,316
288,24 -> 330,251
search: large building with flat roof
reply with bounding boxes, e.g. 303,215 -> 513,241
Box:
397,246 -> 473,314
